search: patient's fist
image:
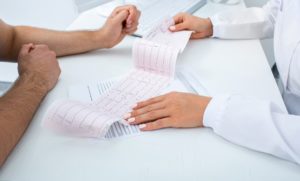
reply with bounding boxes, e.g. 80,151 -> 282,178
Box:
18,44 -> 61,92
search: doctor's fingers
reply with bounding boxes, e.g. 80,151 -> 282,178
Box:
133,95 -> 166,110
128,109 -> 169,125
139,118 -> 172,131
170,13 -> 191,32
169,22 -> 190,32
173,13 -> 188,24
129,102 -> 166,118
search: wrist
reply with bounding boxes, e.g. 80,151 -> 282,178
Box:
196,96 -> 212,127
18,72 -> 49,96
204,18 -> 213,37
94,28 -> 112,49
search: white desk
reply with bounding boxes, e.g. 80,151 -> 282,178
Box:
1,1 -> 300,181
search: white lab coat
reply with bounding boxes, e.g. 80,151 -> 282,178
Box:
203,0 -> 300,164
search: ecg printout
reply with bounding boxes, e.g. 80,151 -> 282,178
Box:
43,18 -> 192,139
69,80 -> 141,139
144,18 -> 192,53
68,74 -> 193,139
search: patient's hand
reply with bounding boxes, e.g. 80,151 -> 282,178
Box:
18,44 -> 61,92
100,5 -> 141,48
170,13 -> 213,39
124,92 -> 211,131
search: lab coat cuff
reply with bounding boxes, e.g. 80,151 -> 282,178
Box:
209,15 -> 221,38
203,95 -> 231,128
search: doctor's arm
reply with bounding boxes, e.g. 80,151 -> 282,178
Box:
203,95 -> 300,164
170,0 -> 281,39
125,93 -> 300,164
0,5 -> 140,60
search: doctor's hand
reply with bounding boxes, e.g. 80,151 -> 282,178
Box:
170,13 -> 213,39
99,5 -> 140,48
124,92 -> 212,131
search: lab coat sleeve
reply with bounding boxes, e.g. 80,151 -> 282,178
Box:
203,95 -> 300,164
210,0 -> 281,39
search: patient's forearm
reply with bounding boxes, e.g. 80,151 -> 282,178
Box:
8,26 -> 107,60
0,73 -> 47,166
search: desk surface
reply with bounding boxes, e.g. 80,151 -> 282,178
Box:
1,1 -> 300,181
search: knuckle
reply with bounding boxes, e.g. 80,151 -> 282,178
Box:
164,98 -> 171,105
171,91 -> 180,97
149,97 -> 156,102
131,110 -> 138,117
168,108 -> 176,115
169,92 -> 175,96
166,92 -> 178,99
148,111 -> 156,118
135,102 -> 142,108
147,122 -> 155,130
168,92 -> 176,96
147,112 -> 153,118
19,51 -> 26,57
141,101 -> 149,106
135,116 -> 144,123
41,44 -> 50,50
49,51 -> 57,57
155,120 -> 164,128
135,109 -> 142,116
138,101 -> 145,107
145,105 -> 153,112
171,117 -> 179,125
165,106 -> 172,113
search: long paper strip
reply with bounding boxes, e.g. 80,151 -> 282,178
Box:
43,18 -> 192,138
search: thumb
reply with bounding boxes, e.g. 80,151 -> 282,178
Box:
19,43 -> 34,56
169,22 -> 188,32
191,32 -> 207,39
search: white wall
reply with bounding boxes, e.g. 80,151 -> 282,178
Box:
0,0 -> 110,29
74,0 -> 109,12
0,0 -> 78,29
244,0 -> 267,6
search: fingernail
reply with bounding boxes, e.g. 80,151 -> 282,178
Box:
123,113 -> 131,119
139,124 -> 146,129
128,118 -> 135,123
131,103 -> 137,109
170,26 -> 175,30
